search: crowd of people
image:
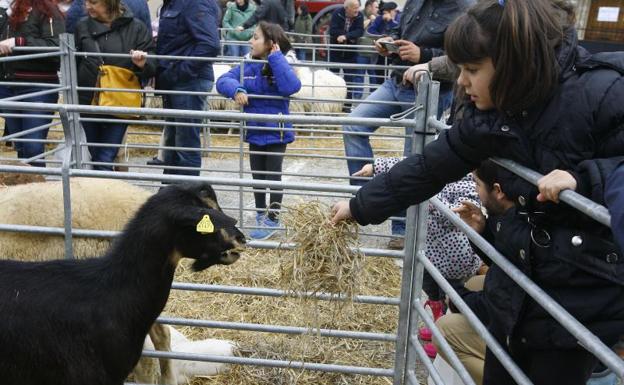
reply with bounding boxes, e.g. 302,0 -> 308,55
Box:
0,0 -> 622,384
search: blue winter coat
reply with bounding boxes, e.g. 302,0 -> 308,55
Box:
216,52 -> 301,146
366,13 -> 400,36
156,0 -> 221,87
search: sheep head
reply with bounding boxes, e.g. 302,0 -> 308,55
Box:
157,183 -> 246,271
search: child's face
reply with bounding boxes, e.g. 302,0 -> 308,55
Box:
457,58 -> 495,111
250,27 -> 270,58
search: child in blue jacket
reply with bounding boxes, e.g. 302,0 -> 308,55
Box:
217,21 -> 302,240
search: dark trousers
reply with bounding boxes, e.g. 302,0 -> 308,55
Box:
82,120 -> 128,171
249,143 -> 287,220
483,341 -> 597,385
162,78 -> 212,176
422,270 -> 460,301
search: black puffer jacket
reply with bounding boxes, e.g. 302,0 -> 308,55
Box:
74,8 -> 156,105
0,7 -> 65,82
350,31 -> 624,349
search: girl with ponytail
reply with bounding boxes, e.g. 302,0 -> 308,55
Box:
332,1 -> 624,383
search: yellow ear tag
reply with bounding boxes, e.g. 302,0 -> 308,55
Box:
196,215 -> 215,234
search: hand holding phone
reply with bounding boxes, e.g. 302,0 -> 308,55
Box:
379,40 -> 399,54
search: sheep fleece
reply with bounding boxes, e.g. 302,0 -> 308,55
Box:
0,178 -> 151,261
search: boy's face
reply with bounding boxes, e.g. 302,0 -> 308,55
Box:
473,172 -> 511,216
457,58 -> 495,111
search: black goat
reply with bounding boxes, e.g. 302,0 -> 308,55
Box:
0,182 -> 245,385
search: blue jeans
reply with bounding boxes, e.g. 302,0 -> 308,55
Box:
343,78 -> 453,235
162,78 -> 211,176
82,119 -> 128,171
227,44 -> 250,57
0,85 -> 58,166
296,49 -> 307,61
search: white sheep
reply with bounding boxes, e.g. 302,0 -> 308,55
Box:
140,326 -> 236,385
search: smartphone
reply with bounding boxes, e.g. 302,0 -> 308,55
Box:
379,41 -> 399,53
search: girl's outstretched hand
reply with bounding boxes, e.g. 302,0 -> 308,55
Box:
536,169 -> 577,203
352,164 -> 373,177
452,201 -> 485,234
331,200 -> 352,225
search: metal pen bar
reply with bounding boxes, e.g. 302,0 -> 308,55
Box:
0,100 -> 421,128
0,87 -> 65,102
170,282 -> 400,306
409,339 -> 445,385
0,121 -> 59,141
156,316 -> 396,342
0,51 -> 61,63
141,349 -> 395,377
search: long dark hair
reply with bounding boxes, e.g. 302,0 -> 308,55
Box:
255,21 -> 292,84
445,0 -> 574,114
10,0 -> 61,30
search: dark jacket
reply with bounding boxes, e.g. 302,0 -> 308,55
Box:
350,31 -> 624,349
329,8 -> 364,62
74,8 -> 156,105
156,0 -> 221,88
606,161 -> 624,252
293,13 -> 313,44
241,0 -> 288,30
216,51 -> 301,146
387,0 -> 471,79
0,7 -> 65,82
65,0 -> 152,36
366,12 -> 400,36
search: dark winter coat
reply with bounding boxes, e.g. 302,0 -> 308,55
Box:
74,8 -> 156,105
606,161 -> 624,253
216,51 -> 301,146
0,7 -> 65,82
387,0 -> 471,81
241,0 -> 288,30
349,31 -> 624,349
328,8 -> 364,63
156,0 -> 221,88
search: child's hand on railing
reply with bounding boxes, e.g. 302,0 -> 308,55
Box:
537,169 -> 577,203
234,91 -> 248,106
402,63 -> 429,86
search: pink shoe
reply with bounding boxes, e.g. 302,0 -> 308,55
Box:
419,326 -> 433,341
424,342 -> 437,358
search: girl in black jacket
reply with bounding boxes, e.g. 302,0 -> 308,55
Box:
0,0 -> 64,166
332,1 -> 624,384
74,0 -> 155,170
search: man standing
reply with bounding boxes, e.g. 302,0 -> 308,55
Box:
343,0 -> 472,248
157,0 -> 220,176
329,0 -> 364,106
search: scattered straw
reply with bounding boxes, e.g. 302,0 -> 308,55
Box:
279,201 -> 364,299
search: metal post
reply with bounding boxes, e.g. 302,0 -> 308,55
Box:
58,107 -> 74,259
59,33 -> 83,168
238,60 -> 246,226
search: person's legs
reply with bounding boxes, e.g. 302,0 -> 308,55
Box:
263,143 -> 287,221
434,314 -> 487,385
343,79 -> 402,181
227,44 -> 240,57
162,79 -> 211,176
437,89 -> 453,119
346,55 -> 364,101
239,44 -> 250,57
91,121 -> 128,171
12,87 -> 57,166
0,86 -> 19,151
249,143 -> 268,215
81,120 -> 101,167
296,48 -> 306,61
